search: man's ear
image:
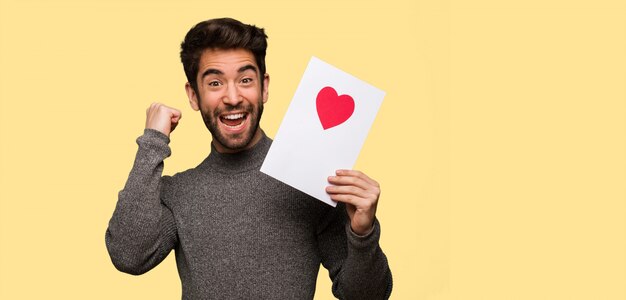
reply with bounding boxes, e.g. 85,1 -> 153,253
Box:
185,82 -> 200,111
262,73 -> 270,104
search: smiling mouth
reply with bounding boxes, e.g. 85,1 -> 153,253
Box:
219,112 -> 248,129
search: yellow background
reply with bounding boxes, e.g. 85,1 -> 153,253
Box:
1,0 -> 624,299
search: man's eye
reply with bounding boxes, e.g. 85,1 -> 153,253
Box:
241,78 -> 253,84
208,81 -> 221,87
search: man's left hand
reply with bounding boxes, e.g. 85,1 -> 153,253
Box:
326,170 -> 380,236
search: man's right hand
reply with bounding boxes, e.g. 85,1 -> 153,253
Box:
145,103 -> 182,137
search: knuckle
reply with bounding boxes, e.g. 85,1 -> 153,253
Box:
348,186 -> 359,194
372,187 -> 381,196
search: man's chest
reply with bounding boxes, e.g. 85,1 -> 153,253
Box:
165,171 -> 328,248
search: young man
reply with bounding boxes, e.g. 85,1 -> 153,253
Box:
106,18 -> 392,299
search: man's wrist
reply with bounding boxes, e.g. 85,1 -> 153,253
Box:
144,128 -> 170,142
350,224 -> 374,237
350,222 -> 375,237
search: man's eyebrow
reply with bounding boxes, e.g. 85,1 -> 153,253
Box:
200,68 -> 223,79
238,64 -> 258,74
200,65 -> 258,80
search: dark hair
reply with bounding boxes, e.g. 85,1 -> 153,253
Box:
180,18 -> 268,92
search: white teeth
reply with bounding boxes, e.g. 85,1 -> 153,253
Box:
224,123 -> 244,129
223,113 -> 245,120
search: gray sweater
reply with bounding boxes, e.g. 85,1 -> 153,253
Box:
106,129 -> 392,299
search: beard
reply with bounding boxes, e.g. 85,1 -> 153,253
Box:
200,101 -> 264,152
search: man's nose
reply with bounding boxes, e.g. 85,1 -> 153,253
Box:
223,84 -> 243,106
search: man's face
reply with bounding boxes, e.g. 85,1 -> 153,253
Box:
185,48 -> 269,153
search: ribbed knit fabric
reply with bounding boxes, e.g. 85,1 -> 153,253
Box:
106,129 -> 392,299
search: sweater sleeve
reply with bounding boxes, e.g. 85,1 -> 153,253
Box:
105,129 -> 178,275
317,202 -> 393,299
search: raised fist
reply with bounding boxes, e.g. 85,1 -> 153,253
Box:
145,103 -> 182,137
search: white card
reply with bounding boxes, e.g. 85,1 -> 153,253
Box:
261,56 -> 385,206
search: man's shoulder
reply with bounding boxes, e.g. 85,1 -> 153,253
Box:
159,166 -> 204,199
161,165 -> 217,212
162,166 -> 202,186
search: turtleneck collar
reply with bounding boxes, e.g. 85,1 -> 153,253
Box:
197,131 -> 272,174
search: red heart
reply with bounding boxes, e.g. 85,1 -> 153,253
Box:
316,86 -> 355,130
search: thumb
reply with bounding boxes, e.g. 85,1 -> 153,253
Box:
170,110 -> 182,131
171,110 -> 182,123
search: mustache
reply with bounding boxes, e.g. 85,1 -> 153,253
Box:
213,104 -> 254,117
